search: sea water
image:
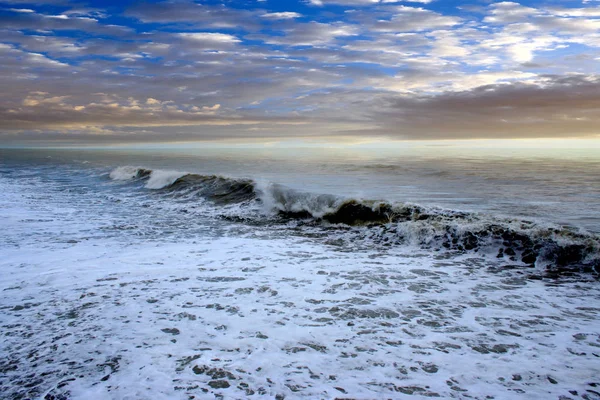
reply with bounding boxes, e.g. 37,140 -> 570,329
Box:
1,146 -> 599,399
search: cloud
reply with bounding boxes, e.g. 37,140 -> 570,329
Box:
261,12 -> 302,20
178,32 -> 241,46
0,92 -> 249,130
549,6 -> 600,17
126,1 -> 259,30
484,2 -> 540,24
251,22 -> 359,46
366,75 -> 600,139
2,0 -> 600,143
0,8 -> 131,36
0,43 -> 69,69
365,6 -> 461,32
8,8 -> 34,13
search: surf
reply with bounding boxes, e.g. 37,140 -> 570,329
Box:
109,166 -> 600,276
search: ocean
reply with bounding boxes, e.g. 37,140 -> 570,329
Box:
1,146 -> 599,399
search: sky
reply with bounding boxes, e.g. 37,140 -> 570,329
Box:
0,0 -> 599,145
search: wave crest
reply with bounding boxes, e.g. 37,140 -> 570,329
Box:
109,165 -> 600,274
109,166 -> 151,181
110,166 -> 256,203
146,170 -> 189,190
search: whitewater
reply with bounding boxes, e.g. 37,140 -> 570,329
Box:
1,147 -> 600,400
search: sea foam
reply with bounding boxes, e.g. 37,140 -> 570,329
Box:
145,169 -> 188,189
109,165 -> 143,180
3,169 -> 600,400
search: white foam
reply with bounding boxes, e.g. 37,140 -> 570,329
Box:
257,182 -> 342,218
109,165 -> 142,181
109,166 -> 188,189
145,169 -> 188,189
2,170 -> 600,400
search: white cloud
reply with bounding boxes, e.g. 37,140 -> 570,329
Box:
365,67 -> 541,94
178,33 -> 241,44
484,2 -> 540,24
261,12 -> 302,19
255,22 -> 359,46
46,14 -> 70,20
26,52 -> 69,67
428,30 -> 469,58
370,6 -> 461,32
550,7 -> 600,17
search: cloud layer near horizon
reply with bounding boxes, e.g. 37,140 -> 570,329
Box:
1,0 -> 600,143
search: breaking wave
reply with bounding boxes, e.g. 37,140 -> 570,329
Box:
109,166 -> 152,181
109,166 -> 255,203
110,166 -> 600,275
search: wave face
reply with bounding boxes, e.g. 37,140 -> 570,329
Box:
109,166 -> 257,204
110,166 -> 600,275
169,174 -> 256,204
